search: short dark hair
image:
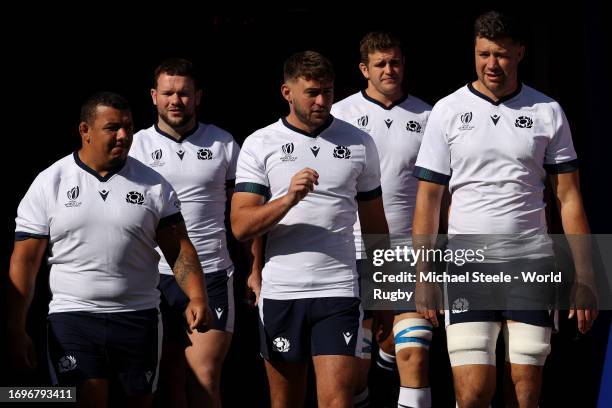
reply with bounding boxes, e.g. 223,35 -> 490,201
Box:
153,58 -> 199,88
80,92 -> 130,124
474,11 -> 525,44
283,51 -> 335,83
359,31 -> 402,64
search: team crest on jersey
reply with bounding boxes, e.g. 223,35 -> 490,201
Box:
197,148 -> 213,160
126,191 -> 145,205
333,145 -> 351,159
150,149 -> 165,167
272,337 -> 290,352
406,121 -> 422,133
280,142 -> 297,162
58,355 -> 77,373
515,116 -> 533,128
451,297 -> 469,314
458,112 -> 475,131
64,186 -> 82,207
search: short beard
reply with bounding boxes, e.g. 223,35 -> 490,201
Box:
159,110 -> 193,130
294,103 -> 329,129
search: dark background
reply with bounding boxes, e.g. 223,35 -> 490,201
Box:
2,2 -> 611,407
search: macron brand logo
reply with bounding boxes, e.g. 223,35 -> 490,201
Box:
310,146 -> 320,157
99,190 -> 109,201
343,331 -> 353,345
384,118 -> 393,128
145,371 -> 153,383
490,114 -> 501,125
176,150 -> 185,160
215,307 -> 224,319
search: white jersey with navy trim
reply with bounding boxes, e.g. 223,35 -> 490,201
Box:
15,153 -> 181,313
130,123 -> 240,274
414,84 -> 578,260
332,91 -> 431,257
235,117 -> 382,300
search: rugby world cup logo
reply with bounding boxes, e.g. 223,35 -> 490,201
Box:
280,142 -> 297,162
64,186 -> 82,207
150,149 -> 165,167
458,112 -> 475,131
357,115 -> 369,129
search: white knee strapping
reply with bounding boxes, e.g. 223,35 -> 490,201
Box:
446,322 -> 501,367
393,318 -> 433,352
503,322 -> 551,366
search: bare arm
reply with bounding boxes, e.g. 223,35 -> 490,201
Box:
357,196 -> 393,341
157,219 -> 210,331
230,168 -> 319,241
6,237 -> 48,369
549,170 -> 597,332
412,180 -> 446,326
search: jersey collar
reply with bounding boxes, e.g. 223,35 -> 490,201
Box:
154,122 -> 200,143
281,115 -> 334,138
360,89 -> 408,110
467,82 -> 523,106
73,151 -> 126,183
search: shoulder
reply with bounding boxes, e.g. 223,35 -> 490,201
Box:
200,123 -> 236,143
403,94 -> 433,112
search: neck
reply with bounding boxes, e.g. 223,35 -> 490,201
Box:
78,149 -> 121,177
157,117 -> 197,140
285,112 -> 324,135
365,86 -> 403,108
472,79 -> 519,102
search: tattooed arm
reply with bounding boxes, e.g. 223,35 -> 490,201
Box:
157,217 -> 211,332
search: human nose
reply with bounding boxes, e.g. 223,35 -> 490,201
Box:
486,56 -> 499,70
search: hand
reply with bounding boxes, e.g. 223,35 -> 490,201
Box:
7,330 -> 37,372
247,269 -> 262,307
372,310 -> 394,344
284,168 -> 319,207
415,282 -> 444,327
185,297 -> 212,334
568,281 -> 599,334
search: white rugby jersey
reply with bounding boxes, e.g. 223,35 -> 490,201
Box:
332,91 -> 431,256
235,117 -> 382,300
15,152 -> 181,313
414,84 -> 578,259
130,123 -> 239,274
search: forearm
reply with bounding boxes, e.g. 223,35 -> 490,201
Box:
232,195 -> 294,241
559,197 -> 592,281
6,253 -> 42,330
249,235 -> 265,272
172,244 -> 208,301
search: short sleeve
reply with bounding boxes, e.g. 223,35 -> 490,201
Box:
226,136 -> 240,182
544,102 -> 578,174
235,135 -> 270,197
356,133 -> 382,200
15,174 -> 50,240
413,103 -> 452,184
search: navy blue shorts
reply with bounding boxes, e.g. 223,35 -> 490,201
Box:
258,297 -> 363,362
446,257 -> 556,327
159,267 -> 234,344
47,309 -> 161,396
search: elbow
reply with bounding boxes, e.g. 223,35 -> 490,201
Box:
230,217 -> 252,242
